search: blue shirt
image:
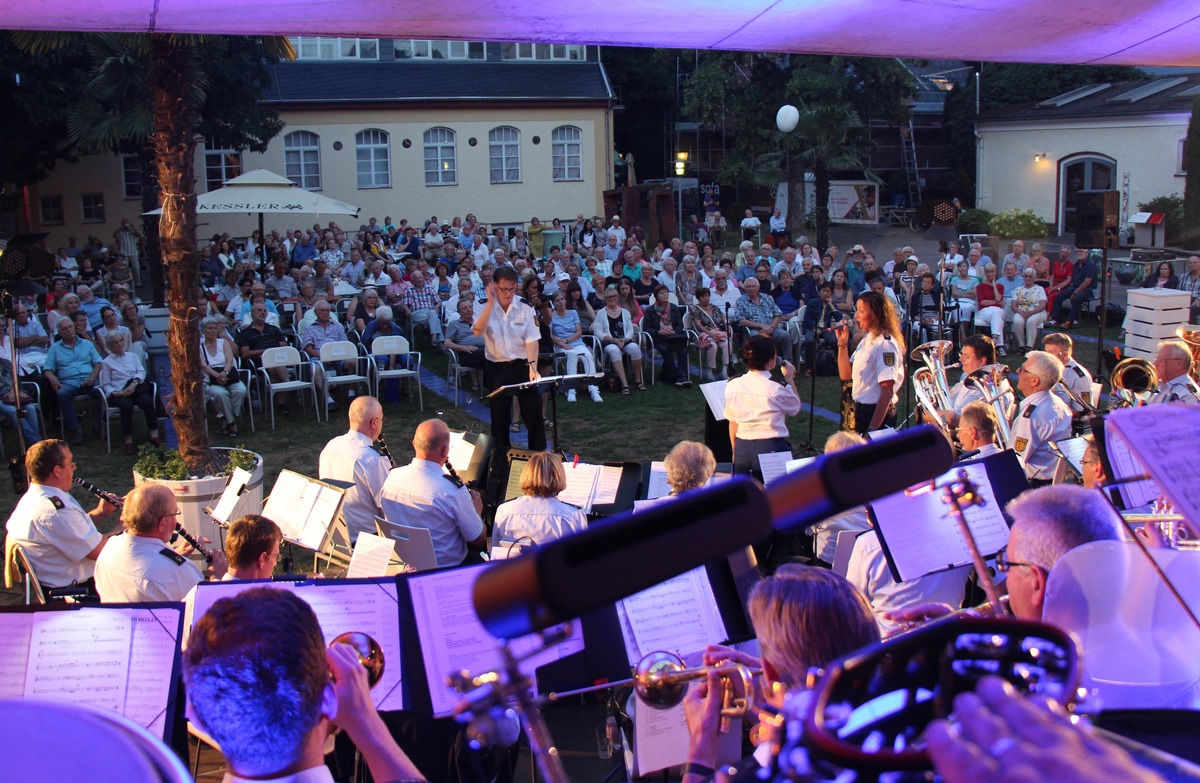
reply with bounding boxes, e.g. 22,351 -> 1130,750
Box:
44,338 -> 101,386
79,296 -> 113,329
550,310 -> 584,349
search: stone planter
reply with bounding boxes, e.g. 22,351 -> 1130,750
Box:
133,448 -> 264,548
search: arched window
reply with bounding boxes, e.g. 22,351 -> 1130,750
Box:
424,127 -> 457,186
1059,154 -> 1116,234
355,129 -> 391,189
489,126 -> 520,183
284,130 -> 321,190
551,125 -> 582,181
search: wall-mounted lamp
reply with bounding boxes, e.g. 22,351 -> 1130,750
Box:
674,151 -> 689,176
1033,152 -> 1047,162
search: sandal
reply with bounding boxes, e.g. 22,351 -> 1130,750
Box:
510,421 -> 521,433
636,382 -> 646,391
620,386 -> 631,396
228,426 -> 239,438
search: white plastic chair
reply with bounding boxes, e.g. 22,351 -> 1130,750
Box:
258,346 -> 320,430
374,516 -> 438,572
318,340 -> 371,412
370,335 -> 422,410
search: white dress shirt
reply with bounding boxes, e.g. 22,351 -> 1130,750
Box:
95,533 -> 204,602
723,370 -> 801,440
6,484 -> 101,587
319,430 -> 391,542
493,495 -> 587,551
1010,390 -> 1072,481
481,299 -> 540,362
845,529 -> 970,635
851,333 -> 905,405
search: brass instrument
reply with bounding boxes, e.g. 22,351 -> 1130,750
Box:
965,363 -> 1015,450
1176,325 -> 1200,382
1053,376 -> 1100,416
329,632 -> 385,688
1109,357 -> 1158,408
910,340 -> 957,433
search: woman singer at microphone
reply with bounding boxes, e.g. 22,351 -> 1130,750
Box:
838,291 -> 906,435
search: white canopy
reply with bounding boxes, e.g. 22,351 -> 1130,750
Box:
144,169 -> 359,217
3,1 -> 1199,67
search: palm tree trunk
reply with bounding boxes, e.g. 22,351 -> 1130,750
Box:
150,35 -> 209,469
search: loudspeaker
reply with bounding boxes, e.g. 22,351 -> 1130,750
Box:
1075,190 -> 1118,248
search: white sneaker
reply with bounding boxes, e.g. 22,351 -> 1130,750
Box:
566,389 -> 577,402
588,385 -> 603,403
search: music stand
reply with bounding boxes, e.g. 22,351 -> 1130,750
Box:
486,373 -> 601,453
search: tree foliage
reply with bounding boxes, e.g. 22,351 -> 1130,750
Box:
1184,97 -> 1200,248
977,63 -> 1145,113
601,47 -> 678,181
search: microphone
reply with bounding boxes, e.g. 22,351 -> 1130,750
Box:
473,425 -> 954,639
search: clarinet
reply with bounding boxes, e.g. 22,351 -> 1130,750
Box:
74,476 -> 215,564
444,460 -> 466,489
376,435 -> 397,469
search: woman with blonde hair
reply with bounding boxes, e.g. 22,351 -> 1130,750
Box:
663,441 -> 716,495
492,453 -> 587,553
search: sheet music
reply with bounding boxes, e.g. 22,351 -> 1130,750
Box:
1107,405 -> 1200,523
758,450 -> 794,485
619,568 -> 727,663
262,470 -> 319,542
869,462 -> 1011,582
645,461 -> 671,500
866,426 -> 901,441
559,461 -> 601,512
303,485 -> 345,551
445,432 -> 477,479
785,456 -> 817,474
25,609 -> 132,713
1102,421 -> 1161,509
126,608 -> 181,738
212,467 -> 252,524
0,613 -> 34,698
348,533 -> 396,578
191,580 -> 405,711
634,701 -> 691,775
700,379 -> 728,420
1054,437 -> 1089,476
594,465 -> 624,505
505,457 -> 529,501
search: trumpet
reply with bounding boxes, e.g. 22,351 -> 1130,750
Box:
548,650 -> 762,732
330,632 -> 385,688
1109,357 -> 1158,408
966,363 -> 1016,449
910,340 -> 957,434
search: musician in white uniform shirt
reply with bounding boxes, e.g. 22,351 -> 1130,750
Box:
318,396 -> 391,543
1010,351 -> 1072,486
837,291 -> 905,434
492,453 -> 586,556
1149,339 -> 1200,404
957,402 -> 1004,460
95,484 -> 227,602
1042,333 -> 1094,413
939,334 -> 1014,428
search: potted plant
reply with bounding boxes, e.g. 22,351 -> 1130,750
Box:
133,445 -> 264,544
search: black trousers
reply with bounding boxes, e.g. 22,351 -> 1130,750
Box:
733,436 -> 792,483
486,359 -> 546,452
852,401 -> 897,435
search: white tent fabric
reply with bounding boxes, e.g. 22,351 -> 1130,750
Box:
2,1 -> 1198,67
143,169 -> 359,217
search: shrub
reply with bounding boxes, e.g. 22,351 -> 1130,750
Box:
134,445 -> 258,480
989,208 -> 1050,240
1136,194 -> 1184,247
957,208 -> 994,234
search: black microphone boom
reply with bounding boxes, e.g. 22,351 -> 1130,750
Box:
473,425 -> 954,639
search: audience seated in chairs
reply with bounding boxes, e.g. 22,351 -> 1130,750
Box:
592,285 -> 644,395
643,284 -> 692,388
99,331 -> 162,455
200,315 -> 248,438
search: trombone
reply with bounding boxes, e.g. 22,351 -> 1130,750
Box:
910,340 -> 957,434
1109,357 -> 1158,408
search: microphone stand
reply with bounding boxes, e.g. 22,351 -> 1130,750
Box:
4,292 -> 29,493
724,301 -> 736,376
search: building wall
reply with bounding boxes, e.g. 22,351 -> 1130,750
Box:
976,113 -> 1188,233
25,103 -> 612,247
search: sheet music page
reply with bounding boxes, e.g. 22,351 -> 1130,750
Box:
1107,405 -> 1200,522
504,458 -> 529,502
645,462 -> 671,500
559,462 -> 601,512
758,450 -> 794,485
126,608 -> 181,739
619,568 -> 727,662
303,485 -> 346,551
1054,437 -> 1089,476
870,462 -> 1010,582
191,580 -> 405,711
1104,413 -> 1166,509
785,456 -> 817,474
25,609 -> 132,713
262,470 -> 319,543
0,613 -> 34,698
348,533 -> 396,578
700,379 -> 728,420
445,432 -> 476,479
594,465 -> 624,505
212,467 -> 252,523
634,701 -> 691,775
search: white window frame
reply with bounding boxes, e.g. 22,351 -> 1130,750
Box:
424,127 -> 457,186
394,39 -> 483,60
81,193 -> 106,223
489,126 -> 521,184
39,195 -> 64,225
204,140 -> 243,192
551,125 -> 583,182
356,129 -> 391,189
121,154 -> 142,200
284,130 -> 322,190
290,36 -> 379,61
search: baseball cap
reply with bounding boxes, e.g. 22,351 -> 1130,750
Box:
906,255 -> 919,263
557,272 -> 570,282
611,215 -> 621,222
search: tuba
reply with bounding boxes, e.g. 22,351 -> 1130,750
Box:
966,363 -> 1015,449
1109,357 -> 1158,408
910,340 -> 957,434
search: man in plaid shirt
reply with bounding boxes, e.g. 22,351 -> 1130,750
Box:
1178,255 -> 1200,325
400,269 -> 444,345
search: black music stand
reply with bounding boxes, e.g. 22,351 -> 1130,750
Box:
487,373 -> 601,454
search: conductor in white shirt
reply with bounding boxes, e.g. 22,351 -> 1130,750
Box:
318,396 -> 391,543
378,419 -> 486,568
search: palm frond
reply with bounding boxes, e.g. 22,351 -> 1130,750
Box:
11,30 -> 81,54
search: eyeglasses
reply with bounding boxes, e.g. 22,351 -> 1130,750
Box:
496,286 -> 517,294
1016,366 -> 1029,375
995,548 -> 1036,573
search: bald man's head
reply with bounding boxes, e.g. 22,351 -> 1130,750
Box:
412,419 -> 449,460
348,395 -> 382,437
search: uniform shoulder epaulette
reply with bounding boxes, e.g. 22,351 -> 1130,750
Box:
1072,365 -> 1086,378
48,496 -> 65,510
159,548 -> 187,566
1022,404 -> 1036,418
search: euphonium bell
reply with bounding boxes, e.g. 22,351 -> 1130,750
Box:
1109,357 -> 1158,407
330,632 -> 385,688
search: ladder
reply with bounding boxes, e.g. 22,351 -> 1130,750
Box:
900,119 -> 922,208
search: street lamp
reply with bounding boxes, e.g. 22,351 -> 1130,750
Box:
674,151 -> 689,177
776,104 -> 799,133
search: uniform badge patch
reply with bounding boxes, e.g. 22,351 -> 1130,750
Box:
159,548 -> 187,566
883,352 -> 896,367
1014,437 -> 1029,453
49,496 -> 65,510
